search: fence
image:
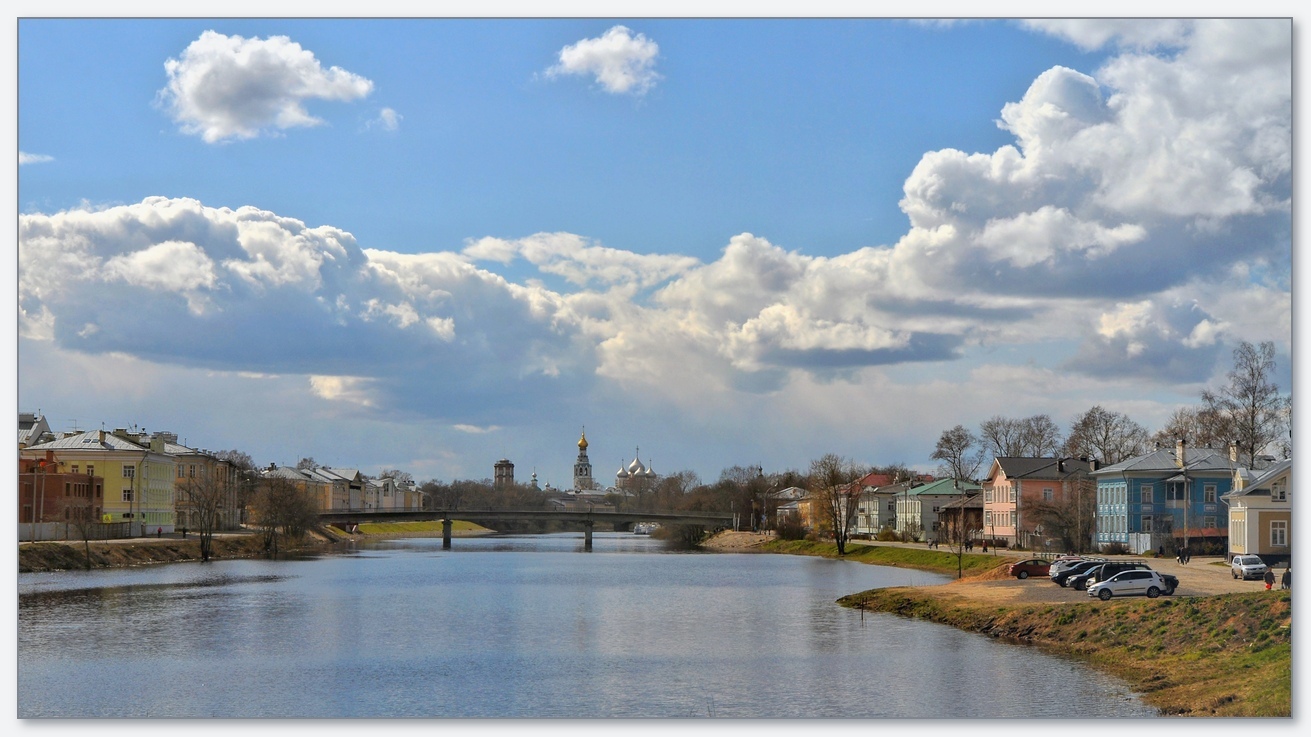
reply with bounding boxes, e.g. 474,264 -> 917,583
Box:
19,521 -> 133,542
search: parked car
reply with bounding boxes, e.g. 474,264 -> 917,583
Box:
1052,560 -> 1106,587
1088,570 -> 1173,600
1007,559 -> 1052,579
1068,561 -> 1152,591
1231,554 -> 1268,580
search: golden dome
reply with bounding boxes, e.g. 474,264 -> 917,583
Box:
578,430 -> 588,450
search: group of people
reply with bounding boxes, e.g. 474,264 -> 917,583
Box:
1263,567 -> 1291,591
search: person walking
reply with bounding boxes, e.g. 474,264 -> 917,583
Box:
1264,568 -> 1276,590
1280,567 -> 1290,590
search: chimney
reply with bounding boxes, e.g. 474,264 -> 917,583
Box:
1175,437 -> 1186,469
1090,458 -> 1098,472
1058,459 -> 1066,474
98,429 -> 106,444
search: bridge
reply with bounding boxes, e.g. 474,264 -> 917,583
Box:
317,508 -> 734,550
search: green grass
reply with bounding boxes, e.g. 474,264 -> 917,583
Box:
759,539 -> 1001,577
355,520 -> 490,534
839,587 -> 1291,716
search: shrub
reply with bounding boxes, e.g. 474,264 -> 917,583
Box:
875,527 -> 900,542
1101,541 -> 1131,555
775,517 -> 808,541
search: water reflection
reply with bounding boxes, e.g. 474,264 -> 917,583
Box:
19,533 -> 1156,718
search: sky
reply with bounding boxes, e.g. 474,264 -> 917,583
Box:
10,12 -> 1297,489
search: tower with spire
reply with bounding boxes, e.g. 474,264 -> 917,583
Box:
572,428 -> 596,491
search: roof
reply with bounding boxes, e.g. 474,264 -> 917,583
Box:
265,466 -> 313,481
904,478 -> 981,497
991,457 -> 1094,481
941,494 -> 983,510
1091,447 -> 1235,477
1223,458 -> 1291,500
27,429 -> 148,452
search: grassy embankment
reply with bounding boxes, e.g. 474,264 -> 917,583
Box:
354,520 -> 491,536
840,586 -> 1290,717
759,539 -> 1001,577
757,538 -> 1290,716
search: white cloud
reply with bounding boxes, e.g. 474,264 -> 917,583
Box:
545,25 -> 661,95
19,152 -> 54,165
1020,19 -> 1193,52
158,30 -> 374,143
368,107 -> 401,131
309,375 -> 376,406
452,424 -> 500,434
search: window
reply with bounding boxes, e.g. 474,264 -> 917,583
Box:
1204,484 -> 1217,503
189,464 -> 196,478
1203,516 -> 1217,529
1141,515 -> 1153,532
1271,480 -> 1287,502
985,511 -> 993,526
1141,485 -> 1153,504
1010,511 -> 1017,527
1009,486 -> 1017,503
985,489 -> 993,503
87,465 -> 93,478
1043,487 -> 1053,501
71,465 -> 79,474
123,465 -> 136,479
1271,520 -> 1287,547
177,465 -> 185,478
123,487 -> 134,502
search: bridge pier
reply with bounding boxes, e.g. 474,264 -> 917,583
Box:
584,520 -> 593,551
442,517 -> 452,550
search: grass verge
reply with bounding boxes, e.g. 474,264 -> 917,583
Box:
759,539 -> 1001,577
838,586 -> 1291,717
354,520 -> 491,535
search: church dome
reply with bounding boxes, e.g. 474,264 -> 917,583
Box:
616,465 -> 629,479
578,431 -> 588,450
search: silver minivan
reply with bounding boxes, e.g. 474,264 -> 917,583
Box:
1231,554 -> 1268,580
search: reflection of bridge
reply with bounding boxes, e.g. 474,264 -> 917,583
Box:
317,509 -> 734,550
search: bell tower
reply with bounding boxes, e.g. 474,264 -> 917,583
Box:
573,428 -> 595,491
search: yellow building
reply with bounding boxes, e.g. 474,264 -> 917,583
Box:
21,429 -> 176,535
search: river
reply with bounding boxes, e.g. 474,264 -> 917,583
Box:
17,532 -> 1155,718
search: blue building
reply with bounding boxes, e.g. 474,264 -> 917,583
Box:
1089,441 -> 1235,555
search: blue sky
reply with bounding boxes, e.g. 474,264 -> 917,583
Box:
12,15 -> 1295,487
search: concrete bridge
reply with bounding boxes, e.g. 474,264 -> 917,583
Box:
317,508 -> 734,550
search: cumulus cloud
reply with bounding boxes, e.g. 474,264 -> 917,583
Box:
158,30 -> 374,143
545,25 -> 661,95
20,152 -> 54,165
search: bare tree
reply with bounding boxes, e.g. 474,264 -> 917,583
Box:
1201,341 -> 1285,465
1064,406 -> 1150,465
251,476 -> 319,554
379,469 -> 415,485
808,453 -> 867,555
213,449 -> 255,471
1025,474 -> 1098,554
1022,415 -> 1064,457
980,416 -> 1027,458
177,466 -> 234,562
939,502 -> 982,579
931,425 -> 985,480
295,457 -> 318,471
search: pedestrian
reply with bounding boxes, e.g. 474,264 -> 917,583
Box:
182,526 -> 188,539
1281,567 -> 1291,590
1157,545 -> 1164,558
982,542 -> 987,553
1185,547 -> 1191,564
156,526 -> 162,538
1263,568 -> 1275,590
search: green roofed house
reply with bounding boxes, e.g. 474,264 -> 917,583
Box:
893,478 -> 980,543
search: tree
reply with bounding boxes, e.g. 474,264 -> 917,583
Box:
251,477 -> 319,554
379,469 -> 415,486
939,501 -> 982,579
177,465 -> 235,562
1201,341 -> 1285,466
981,414 -> 1064,458
931,425 -> 985,480
1025,474 -> 1098,554
296,457 -> 318,471
1064,406 -> 1149,466
214,449 -> 255,471
1021,415 -> 1064,457
808,454 -> 867,555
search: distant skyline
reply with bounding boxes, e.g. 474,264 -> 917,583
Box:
14,16 -> 1294,487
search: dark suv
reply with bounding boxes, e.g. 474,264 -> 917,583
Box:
1052,559 -> 1107,587
1068,561 -> 1152,591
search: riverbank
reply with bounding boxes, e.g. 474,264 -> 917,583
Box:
700,532 -> 1292,717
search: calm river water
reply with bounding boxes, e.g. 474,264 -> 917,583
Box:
18,532 -> 1155,718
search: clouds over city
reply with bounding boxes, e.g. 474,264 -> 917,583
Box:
158,30 -> 374,142
19,19 -> 1290,458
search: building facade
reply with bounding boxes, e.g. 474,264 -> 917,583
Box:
1224,458 -> 1291,565
981,457 -> 1094,548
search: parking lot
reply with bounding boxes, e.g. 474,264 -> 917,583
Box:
939,554 -> 1284,604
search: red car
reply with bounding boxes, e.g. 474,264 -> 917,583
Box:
1007,559 -> 1052,579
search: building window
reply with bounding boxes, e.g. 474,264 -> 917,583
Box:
1010,511 -> 1017,527
71,465 -> 79,474
1043,487 -> 1053,501
1009,486 -> 1016,503
177,465 -> 185,478
1271,520 -> 1287,547
123,465 -> 135,479
189,464 -> 196,478
123,487 -> 134,502
985,511 -> 992,527
1141,515 -> 1153,533
1204,484 -> 1217,503
1141,485 -> 1153,504
985,489 -> 993,503
1203,516 -> 1217,529
1271,480 -> 1287,502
